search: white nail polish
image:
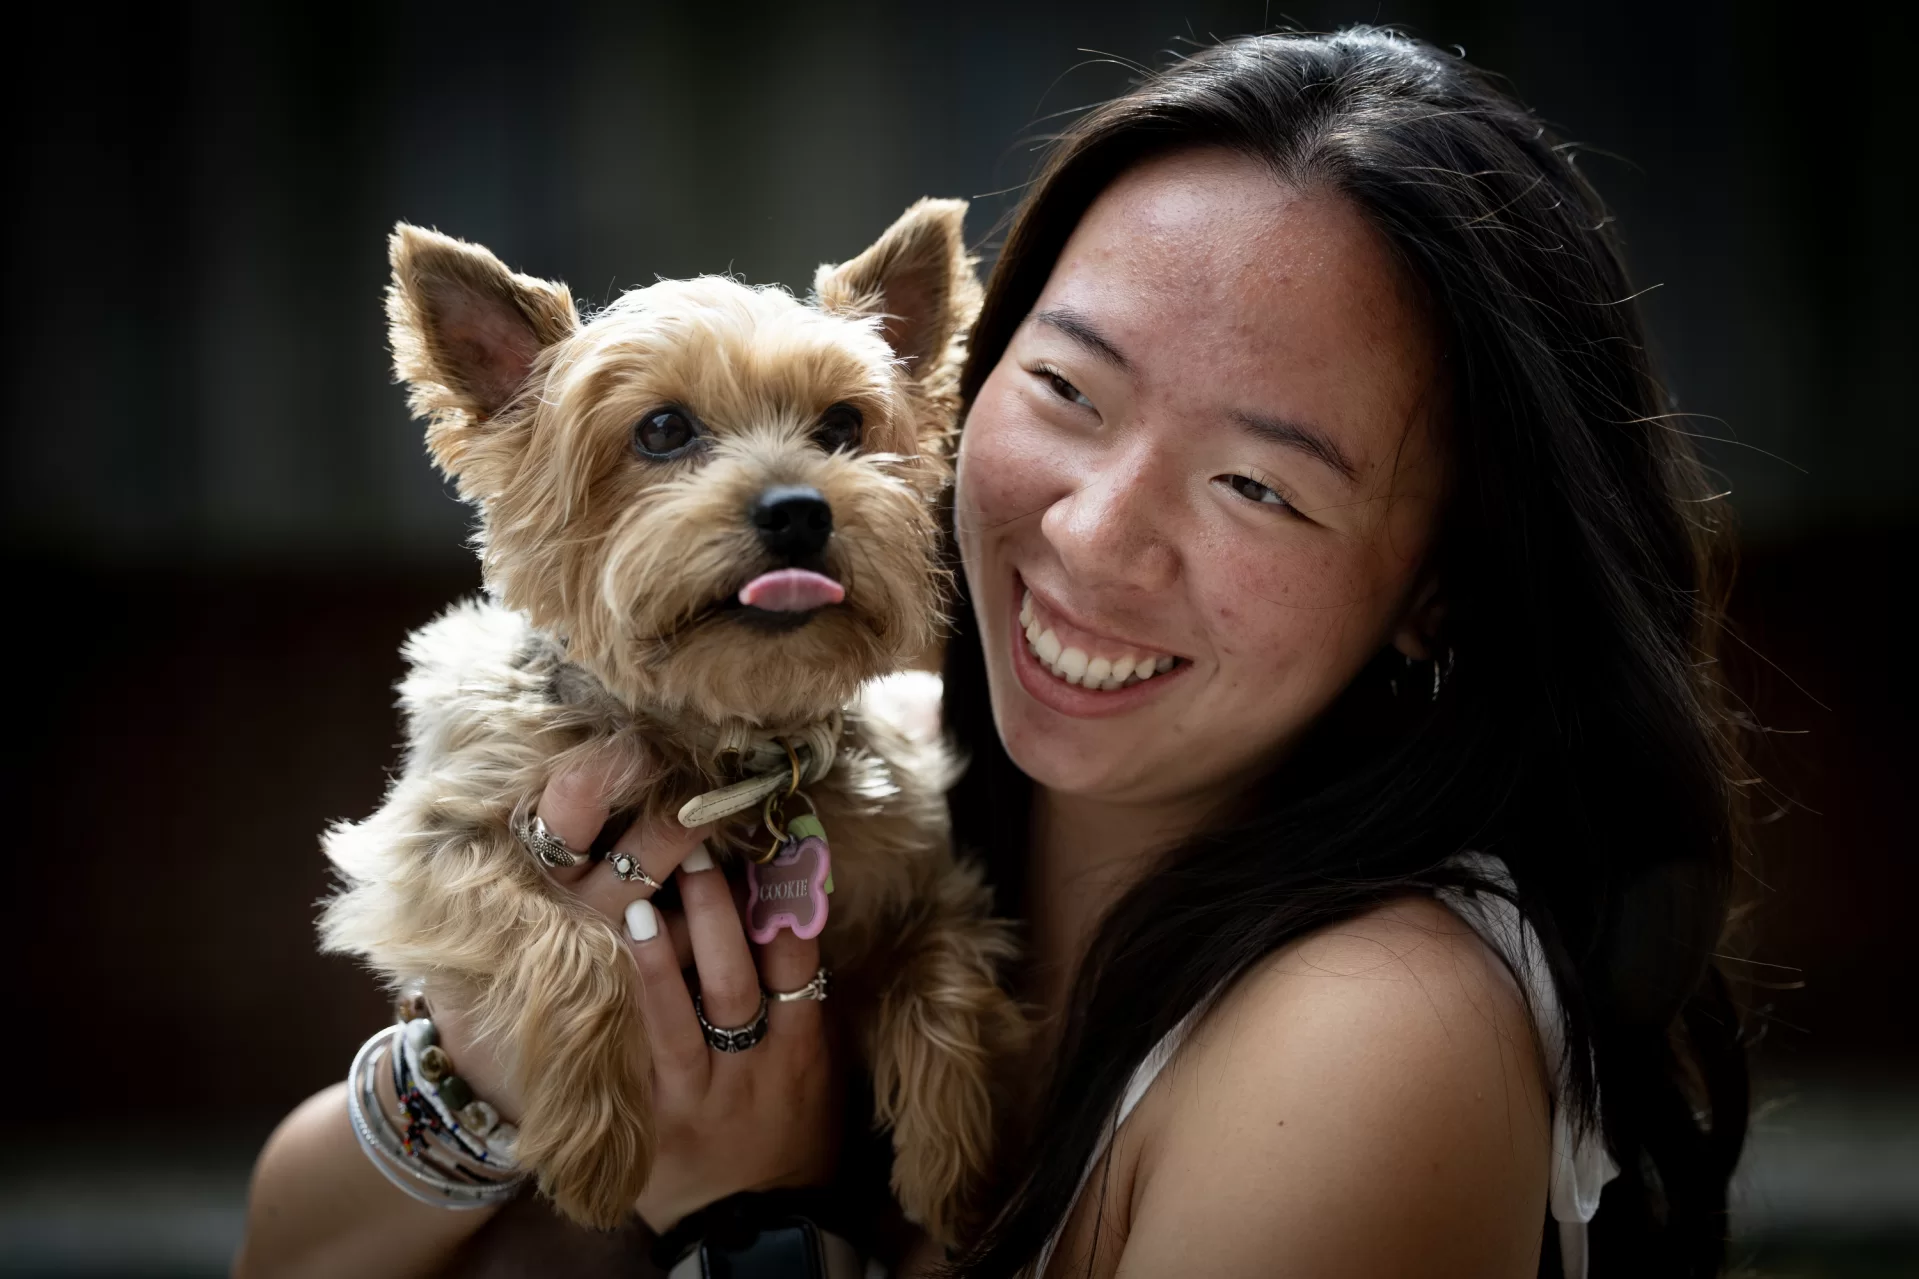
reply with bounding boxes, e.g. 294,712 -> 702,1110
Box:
681,842 -> 715,874
624,899 -> 659,942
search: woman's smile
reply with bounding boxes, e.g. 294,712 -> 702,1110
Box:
1008,570 -> 1190,718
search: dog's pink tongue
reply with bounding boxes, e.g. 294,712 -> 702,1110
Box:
739,569 -> 845,612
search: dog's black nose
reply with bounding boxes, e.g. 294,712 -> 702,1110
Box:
751,485 -> 833,560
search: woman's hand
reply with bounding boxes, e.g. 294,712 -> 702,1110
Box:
238,763 -> 839,1279
477,758 -> 842,1232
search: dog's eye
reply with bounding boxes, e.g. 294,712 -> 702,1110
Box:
814,402 -> 863,453
634,408 -> 698,459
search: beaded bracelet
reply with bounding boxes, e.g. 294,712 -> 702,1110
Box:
389,990 -> 523,1175
346,1016 -> 526,1209
395,1016 -> 520,1168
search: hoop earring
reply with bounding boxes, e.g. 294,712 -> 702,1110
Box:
1430,646 -> 1456,701
1391,647 -> 1456,700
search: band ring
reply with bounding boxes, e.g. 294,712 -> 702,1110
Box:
607,850 -> 661,889
694,992 -> 770,1053
769,966 -> 830,1003
516,814 -> 581,869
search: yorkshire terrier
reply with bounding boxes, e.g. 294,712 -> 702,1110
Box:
319,200 -> 1023,1239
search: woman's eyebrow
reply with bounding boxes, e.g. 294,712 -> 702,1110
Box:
1230,409 -> 1360,483
1031,307 -> 1133,374
1032,306 -> 1356,482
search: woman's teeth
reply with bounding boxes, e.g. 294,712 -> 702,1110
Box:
1019,590 -> 1176,691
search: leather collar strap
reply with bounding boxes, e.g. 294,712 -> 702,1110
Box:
675,713 -> 842,828
653,1189 -> 868,1279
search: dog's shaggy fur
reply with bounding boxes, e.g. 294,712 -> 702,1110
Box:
319,201 -> 1024,1239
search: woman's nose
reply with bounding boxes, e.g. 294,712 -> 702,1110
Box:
1040,440 -> 1180,593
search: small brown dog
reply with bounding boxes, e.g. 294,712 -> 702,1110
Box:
319,200 -> 1023,1238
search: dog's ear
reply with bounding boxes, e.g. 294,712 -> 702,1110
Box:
387,224 -> 578,428
814,198 -> 980,383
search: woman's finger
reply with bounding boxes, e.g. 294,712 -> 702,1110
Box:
530,759 -> 619,887
567,818 -> 715,925
757,921 -> 825,1046
664,904 -> 694,970
678,849 -> 763,1032
623,897 -> 708,1096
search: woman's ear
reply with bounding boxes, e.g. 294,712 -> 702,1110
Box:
813,198 -> 982,386
386,224 -> 579,448
1390,573 -> 1447,662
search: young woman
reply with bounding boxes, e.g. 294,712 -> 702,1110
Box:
240,28 -> 1748,1279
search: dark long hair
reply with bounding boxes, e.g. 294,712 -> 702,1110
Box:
942,28 -> 1749,1278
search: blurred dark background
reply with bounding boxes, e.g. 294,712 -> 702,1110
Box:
3,1 -> 1913,1275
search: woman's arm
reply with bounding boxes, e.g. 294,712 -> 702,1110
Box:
1090,897 -> 1553,1278
234,1083 -> 503,1279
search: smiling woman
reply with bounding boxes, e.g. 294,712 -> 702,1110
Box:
943,27 -> 1748,1279
233,25 -> 1750,1279
962,149 -> 1450,803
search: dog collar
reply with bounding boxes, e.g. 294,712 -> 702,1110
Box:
676,712 -> 842,828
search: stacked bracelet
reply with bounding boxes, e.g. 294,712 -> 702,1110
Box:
346,1007 -> 528,1209
395,1017 -> 521,1168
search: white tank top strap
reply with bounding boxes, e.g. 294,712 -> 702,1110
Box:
1030,853 -> 1618,1279
1029,996 -> 1216,1279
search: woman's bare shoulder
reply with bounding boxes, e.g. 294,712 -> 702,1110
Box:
1247,893 -> 1536,1012
1114,896 -> 1552,1278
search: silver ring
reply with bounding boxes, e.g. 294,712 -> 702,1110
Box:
769,966 -> 830,1003
693,992 -> 769,1053
607,850 -> 661,889
516,814 -> 580,869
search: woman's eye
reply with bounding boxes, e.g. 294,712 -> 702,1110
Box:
1038,365 -> 1093,409
634,407 -> 699,458
1223,474 -> 1292,510
814,402 -> 863,452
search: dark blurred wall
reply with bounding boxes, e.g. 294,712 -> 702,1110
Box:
4,0 -> 1912,1152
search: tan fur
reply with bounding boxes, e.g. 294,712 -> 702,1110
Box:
321,202 -> 1025,1238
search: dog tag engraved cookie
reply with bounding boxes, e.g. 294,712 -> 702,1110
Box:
746,815 -> 832,943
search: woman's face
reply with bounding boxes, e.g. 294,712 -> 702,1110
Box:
956,147 -> 1449,814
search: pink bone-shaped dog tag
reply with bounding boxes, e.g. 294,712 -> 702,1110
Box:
745,836 -> 832,943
